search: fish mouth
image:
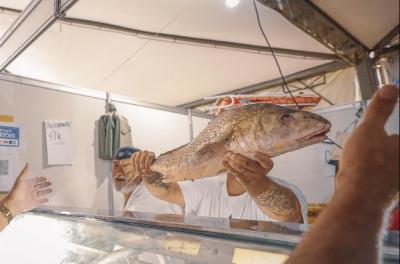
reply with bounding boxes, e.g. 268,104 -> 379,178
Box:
298,123 -> 331,144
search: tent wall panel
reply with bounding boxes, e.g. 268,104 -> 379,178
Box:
0,79 -> 208,210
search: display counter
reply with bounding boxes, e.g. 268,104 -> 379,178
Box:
0,206 -> 398,264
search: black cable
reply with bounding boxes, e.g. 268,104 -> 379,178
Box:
253,0 -> 344,150
252,0 -> 301,109
326,138 -> 343,149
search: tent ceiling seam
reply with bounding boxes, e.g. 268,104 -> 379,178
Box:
0,6 -> 340,61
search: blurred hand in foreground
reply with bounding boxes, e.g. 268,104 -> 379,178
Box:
3,164 -> 52,216
336,85 -> 399,209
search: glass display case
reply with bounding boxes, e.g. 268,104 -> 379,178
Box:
0,206 -> 398,264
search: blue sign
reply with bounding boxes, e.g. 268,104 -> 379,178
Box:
0,126 -> 19,147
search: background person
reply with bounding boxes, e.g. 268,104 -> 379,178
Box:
112,147 -> 182,214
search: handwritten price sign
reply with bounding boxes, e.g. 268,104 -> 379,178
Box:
45,120 -> 73,165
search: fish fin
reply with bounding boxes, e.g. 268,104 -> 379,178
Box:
194,141 -> 228,162
193,110 -> 237,148
158,143 -> 188,157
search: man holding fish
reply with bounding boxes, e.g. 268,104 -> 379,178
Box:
113,103 -> 333,223
131,150 -> 307,223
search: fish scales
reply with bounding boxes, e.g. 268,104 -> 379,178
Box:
146,103 -> 331,182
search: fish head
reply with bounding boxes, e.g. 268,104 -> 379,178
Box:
253,104 -> 331,155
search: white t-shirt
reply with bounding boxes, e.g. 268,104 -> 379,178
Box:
124,182 -> 183,214
179,173 -> 308,223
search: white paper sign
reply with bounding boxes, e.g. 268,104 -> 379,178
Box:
45,120 -> 73,165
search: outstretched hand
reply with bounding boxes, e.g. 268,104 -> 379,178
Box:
337,85 -> 399,209
3,164 -> 52,216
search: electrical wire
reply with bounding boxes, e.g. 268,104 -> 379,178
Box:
253,0 -> 346,149
252,0 -> 301,109
326,138 -> 343,149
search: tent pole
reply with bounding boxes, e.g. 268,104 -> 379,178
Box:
188,109 -> 194,142
105,91 -> 114,214
108,160 -> 114,214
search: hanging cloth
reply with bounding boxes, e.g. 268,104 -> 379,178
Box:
119,115 -> 132,148
98,113 -> 132,160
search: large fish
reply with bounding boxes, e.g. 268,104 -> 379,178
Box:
135,103 -> 331,182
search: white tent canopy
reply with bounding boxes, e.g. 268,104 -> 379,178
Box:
0,0 -> 398,106
311,0 -> 399,49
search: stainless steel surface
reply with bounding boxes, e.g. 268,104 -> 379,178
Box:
31,206 -> 306,245
256,0 -> 368,64
356,58 -> 378,100
0,206 -> 301,264
0,206 -> 397,264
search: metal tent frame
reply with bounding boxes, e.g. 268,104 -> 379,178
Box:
1,0 -> 397,107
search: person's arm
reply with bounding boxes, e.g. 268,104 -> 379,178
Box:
286,85 -> 399,264
224,152 -> 303,223
0,164 -> 52,231
132,151 -> 185,208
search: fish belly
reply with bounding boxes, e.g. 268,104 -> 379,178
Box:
150,148 -> 226,182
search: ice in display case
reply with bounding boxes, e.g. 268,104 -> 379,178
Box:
0,206 -> 398,264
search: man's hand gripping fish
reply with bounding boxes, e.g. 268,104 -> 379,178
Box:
129,104 -> 331,183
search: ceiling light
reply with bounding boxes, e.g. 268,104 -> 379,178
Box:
226,0 -> 240,8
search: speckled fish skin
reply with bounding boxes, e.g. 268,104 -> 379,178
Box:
150,103 -> 331,182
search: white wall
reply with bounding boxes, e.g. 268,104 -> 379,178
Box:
192,116 -> 211,138
0,80 -> 109,209
0,78 -> 210,210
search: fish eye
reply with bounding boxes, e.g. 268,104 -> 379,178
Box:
281,113 -> 294,121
